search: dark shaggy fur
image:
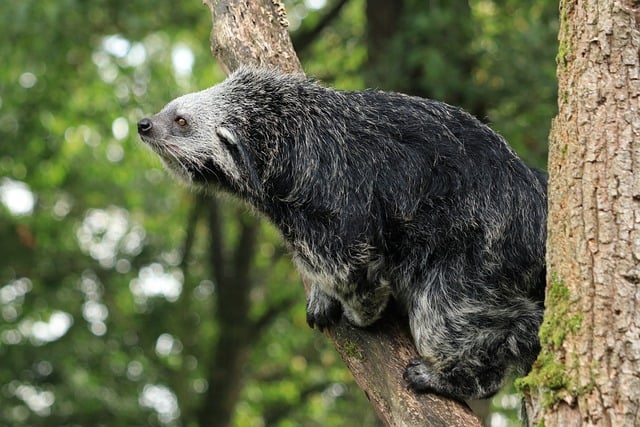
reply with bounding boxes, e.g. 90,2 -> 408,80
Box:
138,67 -> 547,400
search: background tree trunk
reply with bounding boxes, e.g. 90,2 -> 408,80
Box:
202,1 -> 482,426
364,0 -> 487,120
197,197 -> 259,427
522,0 -> 640,425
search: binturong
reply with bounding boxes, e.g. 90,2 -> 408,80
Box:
138,67 -> 547,400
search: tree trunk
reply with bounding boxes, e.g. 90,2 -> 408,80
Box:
521,1 -> 640,425
365,0 -> 404,74
364,0 -> 486,119
202,1 -> 482,426
198,197 -> 259,427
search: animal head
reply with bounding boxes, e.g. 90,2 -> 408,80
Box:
138,68 -> 376,208
137,82 -> 251,190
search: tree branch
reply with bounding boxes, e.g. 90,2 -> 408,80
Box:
206,0 -> 302,74
292,0 -> 351,53
203,1 -> 482,425
250,295 -> 299,341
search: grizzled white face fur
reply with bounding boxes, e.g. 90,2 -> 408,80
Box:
138,84 -> 242,187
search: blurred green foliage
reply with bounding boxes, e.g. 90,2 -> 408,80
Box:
1,0 -> 556,426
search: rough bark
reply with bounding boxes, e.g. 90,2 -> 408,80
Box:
522,1 -> 640,425
206,0 -> 301,74
327,304 -> 482,426
202,1 -> 482,426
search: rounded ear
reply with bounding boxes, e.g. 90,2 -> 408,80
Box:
216,126 -> 238,146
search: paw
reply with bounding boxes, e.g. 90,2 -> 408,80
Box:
404,358 -> 489,400
403,358 -> 437,393
306,291 -> 343,331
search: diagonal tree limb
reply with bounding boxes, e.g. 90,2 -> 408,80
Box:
202,1 -> 482,425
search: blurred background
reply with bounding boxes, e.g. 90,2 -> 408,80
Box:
0,0 -> 556,426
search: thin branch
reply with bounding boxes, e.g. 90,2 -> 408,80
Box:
250,295 -> 299,341
292,0 -> 351,53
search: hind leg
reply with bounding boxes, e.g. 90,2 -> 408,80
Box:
403,291 -> 541,399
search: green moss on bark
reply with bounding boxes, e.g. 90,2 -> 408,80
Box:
342,340 -> 365,361
556,1 -> 574,69
515,274 -> 584,408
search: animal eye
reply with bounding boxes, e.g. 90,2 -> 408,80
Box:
175,116 -> 188,127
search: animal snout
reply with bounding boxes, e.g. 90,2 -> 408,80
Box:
137,118 -> 153,135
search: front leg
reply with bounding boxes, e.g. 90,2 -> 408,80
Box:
301,248 -> 390,329
306,283 -> 343,330
340,278 -> 391,327
305,278 -> 391,330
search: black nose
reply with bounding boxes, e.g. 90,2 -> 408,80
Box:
138,118 -> 153,134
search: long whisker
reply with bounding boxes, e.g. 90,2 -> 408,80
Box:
149,137 -> 225,183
